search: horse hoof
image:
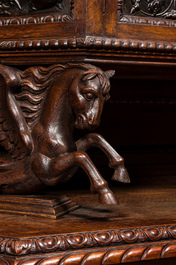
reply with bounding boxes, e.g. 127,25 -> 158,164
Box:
112,166 -> 130,183
99,191 -> 119,205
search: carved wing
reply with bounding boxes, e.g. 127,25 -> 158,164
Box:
0,65 -> 33,160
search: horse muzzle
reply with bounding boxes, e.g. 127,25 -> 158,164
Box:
87,116 -> 100,130
75,114 -> 100,131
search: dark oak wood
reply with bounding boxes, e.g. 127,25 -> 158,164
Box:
0,0 -> 175,264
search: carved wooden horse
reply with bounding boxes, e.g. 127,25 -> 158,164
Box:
0,63 -> 130,205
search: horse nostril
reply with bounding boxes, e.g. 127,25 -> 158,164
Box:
88,117 -> 93,123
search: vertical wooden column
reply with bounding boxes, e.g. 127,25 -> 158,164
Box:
103,0 -> 118,37
86,0 -> 104,37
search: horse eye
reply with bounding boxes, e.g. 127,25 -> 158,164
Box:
84,92 -> 94,100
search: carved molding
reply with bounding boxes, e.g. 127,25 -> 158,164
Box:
0,0 -> 74,25
121,14 -> 176,27
0,225 -> 175,256
1,241 -> 176,264
0,37 -> 176,55
121,0 -> 176,27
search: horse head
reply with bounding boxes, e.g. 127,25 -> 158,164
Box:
69,67 -> 115,131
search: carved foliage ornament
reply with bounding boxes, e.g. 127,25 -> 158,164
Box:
126,0 -> 176,19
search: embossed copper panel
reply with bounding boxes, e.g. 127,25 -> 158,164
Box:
123,0 -> 176,19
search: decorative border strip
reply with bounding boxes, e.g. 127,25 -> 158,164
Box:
120,15 -> 176,27
0,37 -> 176,55
0,14 -> 73,26
0,225 -> 175,256
0,0 -> 74,26
1,241 -> 176,264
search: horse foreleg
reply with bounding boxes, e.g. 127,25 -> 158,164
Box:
76,133 -> 130,183
32,152 -> 118,205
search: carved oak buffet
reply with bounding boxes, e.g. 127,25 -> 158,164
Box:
0,0 -> 176,264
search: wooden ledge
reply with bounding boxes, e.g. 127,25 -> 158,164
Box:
0,177 -> 175,264
0,194 -> 79,219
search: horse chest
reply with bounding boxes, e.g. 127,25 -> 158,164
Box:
37,132 -> 77,157
52,140 -> 77,156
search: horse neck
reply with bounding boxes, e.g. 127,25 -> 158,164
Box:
39,71 -> 74,131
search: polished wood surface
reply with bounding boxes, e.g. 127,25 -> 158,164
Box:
0,187 -> 176,238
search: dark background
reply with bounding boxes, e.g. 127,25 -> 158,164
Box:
63,77 -> 176,190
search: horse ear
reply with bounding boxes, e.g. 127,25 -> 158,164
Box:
81,70 -> 98,81
105,70 -> 115,79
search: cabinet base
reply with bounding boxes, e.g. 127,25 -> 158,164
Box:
0,194 -> 79,219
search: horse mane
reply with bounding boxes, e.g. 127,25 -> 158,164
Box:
15,63 -> 109,130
